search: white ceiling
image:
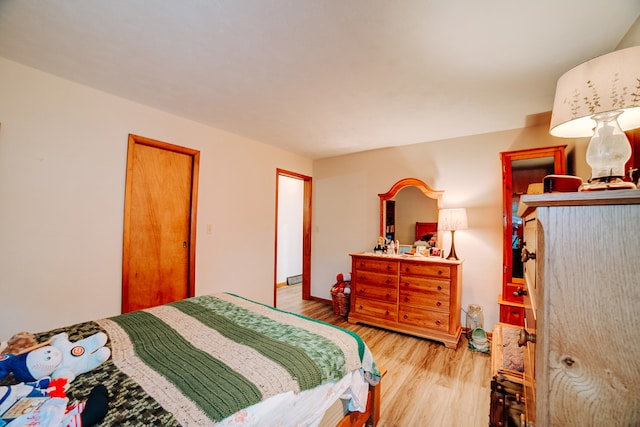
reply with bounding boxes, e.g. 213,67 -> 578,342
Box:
0,1 -> 638,159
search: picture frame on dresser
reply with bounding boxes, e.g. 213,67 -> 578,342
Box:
428,247 -> 442,257
398,244 -> 412,254
415,245 -> 428,255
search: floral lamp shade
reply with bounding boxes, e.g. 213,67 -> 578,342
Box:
549,45 -> 640,138
549,45 -> 640,188
438,208 -> 468,232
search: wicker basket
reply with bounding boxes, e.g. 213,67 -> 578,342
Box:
330,286 -> 351,317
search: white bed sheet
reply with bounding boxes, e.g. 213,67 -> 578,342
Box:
217,368 -> 369,427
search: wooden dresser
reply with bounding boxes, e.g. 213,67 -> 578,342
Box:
348,253 -> 462,349
517,190 -> 640,426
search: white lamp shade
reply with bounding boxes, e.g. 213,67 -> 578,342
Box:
438,208 -> 468,231
549,45 -> 640,137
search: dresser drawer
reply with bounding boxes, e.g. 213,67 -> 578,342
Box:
353,297 -> 397,320
353,258 -> 399,274
399,276 -> 449,310
399,289 -> 449,310
399,305 -> 449,331
355,282 -> 397,303
354,270 -> 396,287
400,275 -> 450,295
400,261 -> 450,278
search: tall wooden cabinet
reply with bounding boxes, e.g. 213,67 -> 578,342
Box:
517,190 -> 640,426
348,253 -> 462,349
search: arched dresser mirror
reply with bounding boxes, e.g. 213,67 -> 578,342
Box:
379,178 -> 443,245
499,145 -> 567,326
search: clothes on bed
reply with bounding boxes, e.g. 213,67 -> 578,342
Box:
1,383 -> 108,427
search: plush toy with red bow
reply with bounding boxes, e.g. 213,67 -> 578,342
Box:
0,332 -> 110,384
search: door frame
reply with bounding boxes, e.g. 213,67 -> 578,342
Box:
274,169 -> 312,305
122,134 -> 200,312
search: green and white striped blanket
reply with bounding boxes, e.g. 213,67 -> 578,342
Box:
84,293 -> 380,425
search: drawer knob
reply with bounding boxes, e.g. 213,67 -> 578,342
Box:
359,289 -> 364,293
385,310 -> 390,315
435,320 -> 441,326
518,328 -> 536,346
386,293 -> 391,298
513,288 -> 528,297
437,285 -> 442,291
521,247 -> 536,263
386,279 -> 391,284
437,270 -> 443,275
403,314 -> 408,319
387,265 -> 392,270
436,301 -> 441,307
404,296 -> 409,301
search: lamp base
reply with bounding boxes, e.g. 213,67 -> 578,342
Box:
446,230 -> 460,260
579,178 -> 636,192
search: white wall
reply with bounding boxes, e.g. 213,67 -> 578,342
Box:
311,125 -> 583,331
0,58 -> 312,339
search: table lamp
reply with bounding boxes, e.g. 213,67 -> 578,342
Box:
438,208 -> 467,260
549,45 -> 640,191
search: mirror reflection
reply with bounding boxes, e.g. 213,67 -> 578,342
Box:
510,157 -> 555,278
393,187 -> 439,243
379,178 -> 443,246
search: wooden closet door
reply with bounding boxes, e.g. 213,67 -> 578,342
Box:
122,134 -> 199,313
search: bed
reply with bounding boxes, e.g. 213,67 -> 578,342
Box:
30,293 -> 382,426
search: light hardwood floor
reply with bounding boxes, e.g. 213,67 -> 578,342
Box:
277,284 -> 492,427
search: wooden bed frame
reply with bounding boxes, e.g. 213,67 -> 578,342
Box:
415,221 -> 437,241
338,367 -> 386,427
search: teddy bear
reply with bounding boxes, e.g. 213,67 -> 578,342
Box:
48,332 -> 111,382
0,332 -> 110,384
0,332 -> 38,355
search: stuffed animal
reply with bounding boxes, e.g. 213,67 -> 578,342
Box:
0,345 -> 63,383
49,332 -> 110,383
0,332 -> 38,355
0,332 -> 110,384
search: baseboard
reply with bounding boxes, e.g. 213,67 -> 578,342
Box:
286,275 -> 303,286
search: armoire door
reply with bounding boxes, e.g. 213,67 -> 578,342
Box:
498,145 -> 565,326
122,134 -> 200,313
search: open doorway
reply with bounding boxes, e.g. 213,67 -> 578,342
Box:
274,169 -> 311,308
